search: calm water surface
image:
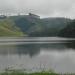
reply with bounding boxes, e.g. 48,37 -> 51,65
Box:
0,37 -> 75,73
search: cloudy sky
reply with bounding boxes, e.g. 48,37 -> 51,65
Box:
0,0 -> 75,18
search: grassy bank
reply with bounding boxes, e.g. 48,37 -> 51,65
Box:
0,68 -> 74,75
0,72 -> 58,75
0,70 -> 75,75
0,72 -> 75,75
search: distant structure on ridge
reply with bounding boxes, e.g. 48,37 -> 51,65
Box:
29,13 -> 40,19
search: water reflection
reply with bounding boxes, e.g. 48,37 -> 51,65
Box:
0,39 -> 75,73
16,44 -> 41,57
65,40 -> 75,49
0,40 -> 75,57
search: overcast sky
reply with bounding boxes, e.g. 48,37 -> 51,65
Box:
0,0 -> 75,18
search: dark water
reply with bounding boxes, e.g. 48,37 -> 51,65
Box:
0,37 -> 75,73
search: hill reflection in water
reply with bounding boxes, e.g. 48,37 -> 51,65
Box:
0,40 -> 75,57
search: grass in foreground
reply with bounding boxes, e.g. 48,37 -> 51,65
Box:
0,71 -> 75,75
0,69 -> 75,75
0,72 -> 59,75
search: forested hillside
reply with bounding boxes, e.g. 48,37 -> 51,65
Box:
9,13 -> 71,37
0,13 -> 72,37
58,20 -> 75,37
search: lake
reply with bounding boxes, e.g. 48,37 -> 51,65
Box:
0,37 -> 75,73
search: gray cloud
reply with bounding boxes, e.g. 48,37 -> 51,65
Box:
0,0 -> 75,18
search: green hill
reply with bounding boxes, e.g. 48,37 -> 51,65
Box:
0,18 -> 24,36
58,20 -> 75,37
41,18 -> 71,36
0,14 -> 72,37
9,14 -> 71,37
